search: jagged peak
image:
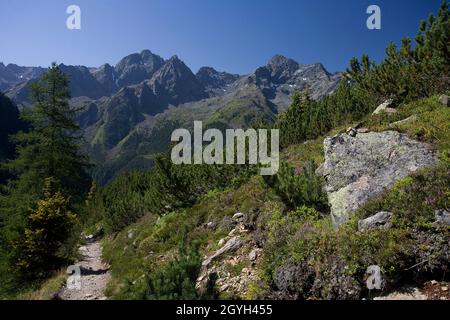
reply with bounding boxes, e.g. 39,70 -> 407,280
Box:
197,66 -> 218,74
168,55 -> 181,62
267,54 -> 300,69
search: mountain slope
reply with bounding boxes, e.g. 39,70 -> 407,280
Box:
1,51 -> 341,183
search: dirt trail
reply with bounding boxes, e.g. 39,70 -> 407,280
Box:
59,240 -> 111,300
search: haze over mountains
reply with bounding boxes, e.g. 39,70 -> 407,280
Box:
0,50 -> 341,183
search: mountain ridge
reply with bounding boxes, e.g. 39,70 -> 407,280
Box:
1,51 -> 341,183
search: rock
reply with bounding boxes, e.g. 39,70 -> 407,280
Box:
127,231 -> 134,239
435,209 -> 450,226
248,248 -> 261,261
358,212 -> 393,232
85,234 -> 94,241
442,286 -> 449,292
438,94 -> 449,107
346,127 -> 357,137
323,131 -> 437,228
390,115 -> 417,127
202,237 -> 245,267
218,238 -> 227,247
232,212 -> 244,221
374,286 -> 427,300
372,99 -> 393,115
431,280 -> 438,285
357,128 -> 369,134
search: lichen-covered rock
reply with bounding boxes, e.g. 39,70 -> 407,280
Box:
323,131 -> 437,228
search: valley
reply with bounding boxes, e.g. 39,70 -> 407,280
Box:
1,52 -> 340,183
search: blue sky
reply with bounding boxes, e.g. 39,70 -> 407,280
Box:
0,0 -> 444,74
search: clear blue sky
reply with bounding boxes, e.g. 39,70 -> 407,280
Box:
0,0 -> 444,74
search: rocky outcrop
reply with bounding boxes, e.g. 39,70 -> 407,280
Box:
201,236 -> 245,268
372,99 -> 396,115
323,131 -> 437,228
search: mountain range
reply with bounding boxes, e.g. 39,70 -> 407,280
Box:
0,50 -> 341,184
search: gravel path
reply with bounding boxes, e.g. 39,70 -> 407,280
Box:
59,241 -> 111,300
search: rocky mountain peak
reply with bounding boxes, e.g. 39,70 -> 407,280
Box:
114,50 -> 165,87
149,55 -> 206,105
196,66 -> 240,92
267,54 -> 300,71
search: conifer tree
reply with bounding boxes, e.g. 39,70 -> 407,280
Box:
4,63 -> 90,201
15,177 -> 77,278
0,63 -> 90,283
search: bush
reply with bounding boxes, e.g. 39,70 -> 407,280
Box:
144,238 -> 202,300
14,178 -> 77,280
264,160 -> 328,211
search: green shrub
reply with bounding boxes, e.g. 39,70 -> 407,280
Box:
144,238 -> 202,300
264,160 -> 328,211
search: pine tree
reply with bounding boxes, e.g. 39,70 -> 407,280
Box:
4,63 -> 90,201
0,63 -> 90,283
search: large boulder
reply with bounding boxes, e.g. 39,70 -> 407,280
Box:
323,131 -> 437,228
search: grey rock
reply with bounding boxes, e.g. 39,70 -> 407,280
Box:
357,128 -> 369,134
202,237 -> 245,267
358,212 -> 393,232
438,94 -> 449,107
232,212 -> 244,221
366,265 -> 383,290
346,127 -> 357,137
323,131 -> 437,228
372,99 -> 393,115
127,231 -> 134,239
435,209 -> 450,226
248,248 -> 261,261
390,115 -> 418,127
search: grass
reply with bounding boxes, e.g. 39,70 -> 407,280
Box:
281,136 -> 324,168
17,270 -> 67,300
